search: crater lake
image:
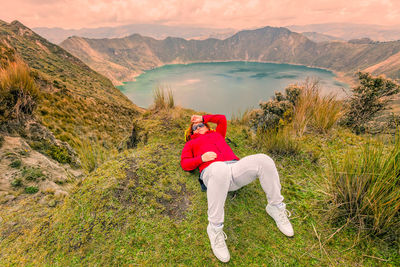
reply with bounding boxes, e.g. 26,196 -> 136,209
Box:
118,61 -> 348,118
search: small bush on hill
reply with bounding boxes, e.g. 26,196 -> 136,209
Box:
152,86 -> 174,110
25,186 -> 39,194
252,79 -> 342,136
9,159 -> 22,168
344,72 -> 400,133
0,59 -> 40,122
11,178 -> 23,187
251,84 -> 300,131
29,140 -> 72,164
326,131 -> 400,238
22,166 -> 45,181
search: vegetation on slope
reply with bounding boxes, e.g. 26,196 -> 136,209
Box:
0,20 -> 142,150
1,93 -> 398,265
0,20 -> 398,265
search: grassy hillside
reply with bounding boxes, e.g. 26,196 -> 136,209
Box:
0,107 -> 398,265
1,20 -> 398,266
0,20 -> 142,148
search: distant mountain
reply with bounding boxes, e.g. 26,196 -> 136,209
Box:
287,23 -> 400,42
60,26 -> 400,85
0,20 -> 141,147
301,32 -> 343,42
33,24 -> 236,44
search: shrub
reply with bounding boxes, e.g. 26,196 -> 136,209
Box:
0,134 -> 4,148
252,84 -> 300,130
25,186 -> 39,194
29,140 -> 72,164
22,166 -> 45,181
9,159 -> 22,168
152,85 -> 174,110
344,72 -> 400,133
0,59 -> 40,122
11,178 -> 23,187
325,132 -> 400,238
252,79 -> 342,136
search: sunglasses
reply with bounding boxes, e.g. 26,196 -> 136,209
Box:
192,123 -> 205,131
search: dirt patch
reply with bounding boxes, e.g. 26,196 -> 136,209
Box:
156,183 -> 191,221
113,158 -> 139,206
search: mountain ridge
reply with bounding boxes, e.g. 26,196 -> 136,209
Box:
60,26 -> 400,86
33,23 -> 237,44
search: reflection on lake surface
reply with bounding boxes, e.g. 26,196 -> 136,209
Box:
118,61 -> 348,119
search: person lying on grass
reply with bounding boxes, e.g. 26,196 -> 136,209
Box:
180,114 -> 294,263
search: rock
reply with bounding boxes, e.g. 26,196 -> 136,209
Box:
39,194 -> 54,205
54,190 -> 68,200
39,181 -> 59,194
2,194 -> 16,203
48,199 -> 57,207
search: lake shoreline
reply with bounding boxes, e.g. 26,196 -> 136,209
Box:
118,60 -> 355,90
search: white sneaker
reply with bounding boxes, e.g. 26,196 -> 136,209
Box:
207,223 -> 230,262
266,203 -> 294,237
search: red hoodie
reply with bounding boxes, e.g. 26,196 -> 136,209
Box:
180,114 -> 239,173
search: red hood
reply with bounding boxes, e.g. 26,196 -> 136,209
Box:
189,130 -> 213,140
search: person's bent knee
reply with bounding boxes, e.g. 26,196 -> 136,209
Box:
255,153 -> 275,167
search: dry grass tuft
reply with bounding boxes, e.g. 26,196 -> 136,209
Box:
152,85 -> 174,110
0,59 -> 39,122
291,79 -> 343,136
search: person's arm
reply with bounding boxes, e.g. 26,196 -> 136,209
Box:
203,114 -> 227,138
180,142 -> 203,171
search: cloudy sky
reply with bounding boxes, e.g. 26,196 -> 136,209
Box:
1,0 -> 400,29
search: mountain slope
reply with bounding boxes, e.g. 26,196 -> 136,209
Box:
0,20 -> 141,147
60,26 -> 400,86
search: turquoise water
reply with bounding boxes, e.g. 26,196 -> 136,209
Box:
118,61 -> 348,118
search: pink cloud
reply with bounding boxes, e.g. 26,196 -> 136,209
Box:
0,0 -> 399,29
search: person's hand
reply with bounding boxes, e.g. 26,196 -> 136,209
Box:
191,115 -> 203,123
201,151 -> 217,162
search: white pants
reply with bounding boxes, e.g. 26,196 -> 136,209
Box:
201,154 -> 284,224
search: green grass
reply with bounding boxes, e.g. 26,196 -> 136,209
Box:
74,137 -> 118,173
254,127 -> 301,156
325,131 -> 400,237
0,108 -> 398,265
